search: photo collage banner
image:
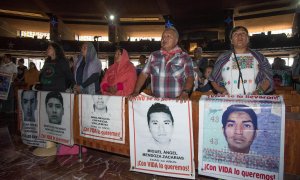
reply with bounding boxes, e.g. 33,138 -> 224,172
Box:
198,95 -> 285,180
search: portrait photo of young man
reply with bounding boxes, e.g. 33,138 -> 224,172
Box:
147,103 -> 174,146
21,90 -> 37,122
45,91 -> 64,125
222,104 -> 257,153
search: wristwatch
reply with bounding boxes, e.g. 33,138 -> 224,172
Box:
182,89 -> 191,94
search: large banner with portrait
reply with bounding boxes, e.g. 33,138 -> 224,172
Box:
0,72 -> 12,100
79,94 -> 125,144
198,95 -> 285,180
38,91 -> 74,146
18,90 -> 47,147
129,96 -> 195,179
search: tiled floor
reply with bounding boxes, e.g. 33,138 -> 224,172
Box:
0,112 -> 299,180
0,112 -> 215,180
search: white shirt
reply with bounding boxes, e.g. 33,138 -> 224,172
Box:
0,62 -> 17,82
0,62 -> 18,74
221,53 -> 259,95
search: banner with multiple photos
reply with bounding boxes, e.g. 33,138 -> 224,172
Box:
0,72 -> 12,100
198,95 -> 285,180
18,90 -> 47,148
129,95 -> 195,179
79,94 -> 125,144
38,91 -> 74,146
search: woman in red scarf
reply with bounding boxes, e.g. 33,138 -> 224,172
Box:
101,48 -> 137,96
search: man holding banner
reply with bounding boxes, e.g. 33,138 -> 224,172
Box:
131,27 -> 194,100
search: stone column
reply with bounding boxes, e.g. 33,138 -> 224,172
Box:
224,9 -> 234,49
292,5 -> 300,37
108,16 -> 118,43
49,14 -> 59,42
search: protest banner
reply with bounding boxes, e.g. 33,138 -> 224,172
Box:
38,91 -> 74,146
79,94 -> 125,144
198,95 -> 285,180
0,72 -> 12,100
18,90 -> 47,147
129,95 -> 195,179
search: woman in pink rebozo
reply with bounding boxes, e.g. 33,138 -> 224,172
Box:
101,48 -> 137,96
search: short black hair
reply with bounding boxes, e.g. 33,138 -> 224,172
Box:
230,26 -> 249,40
147,103 -> 174,126
45,91 -> 63,107
4,54 -> 12,59
18,58 -> 24,64
273,74 -> 282,81
140,55 -> 146,59
205,65 -> 214,71
222,104 -> 257,130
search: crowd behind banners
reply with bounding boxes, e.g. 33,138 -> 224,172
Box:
0,25 -> 299,179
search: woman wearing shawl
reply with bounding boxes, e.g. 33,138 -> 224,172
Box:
73,42 -> 102,94
209,26 -> 273,95
57,42 -> 101,155
101,48 -> 137,96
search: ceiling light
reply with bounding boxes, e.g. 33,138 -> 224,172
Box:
120,17 -> 160,22
109,15 -> 115,21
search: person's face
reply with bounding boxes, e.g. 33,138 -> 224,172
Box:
161,29 -> 178,52
204,67 -> 212,79
139,56 -> 146,64
231,28 -> 249,50
46,97 -> 64,125
93,95 -> 108,110
273,77 -> 282,87
81,43 -> 88,57
194,53 -> 201,59
223,111 -> 256,153
46,45 -> 56,60
29,63 -> 35,69
3,56 -> 10,64
114,49 -> 122,63
18,60 -> 23,66
149,112 -> 174,145
22,91 -> 37,121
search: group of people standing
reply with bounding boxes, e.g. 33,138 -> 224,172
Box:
0,54 -> 40,113
1,26 -> 279,107
132,26 -> 274,98
2,25 -> 291,156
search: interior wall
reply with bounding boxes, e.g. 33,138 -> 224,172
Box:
235,14 -> 293,33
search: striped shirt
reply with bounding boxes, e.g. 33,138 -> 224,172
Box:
142,47 -> 194,98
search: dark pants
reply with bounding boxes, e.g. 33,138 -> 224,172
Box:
0,84 -> 15,113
